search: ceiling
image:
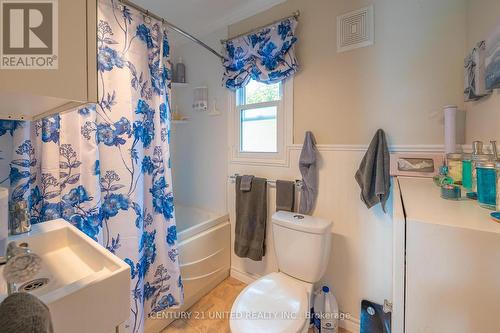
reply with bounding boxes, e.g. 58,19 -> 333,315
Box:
133,0 -> 286,44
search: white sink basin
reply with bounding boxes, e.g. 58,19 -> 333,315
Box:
0,219 -> 130,333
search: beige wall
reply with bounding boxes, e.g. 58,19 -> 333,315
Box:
465,0 -> 500,143
226,1 -> 469,329
229,0 -> 467,145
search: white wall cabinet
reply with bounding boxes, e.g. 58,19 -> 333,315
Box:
393,177 -> 500,333
0,0 -> 97,120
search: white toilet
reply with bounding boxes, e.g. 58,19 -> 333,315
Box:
230,211 -> 332,333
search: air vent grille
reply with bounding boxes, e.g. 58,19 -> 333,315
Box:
337,5 -> 374,53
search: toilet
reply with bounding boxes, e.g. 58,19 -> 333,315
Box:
230,211 -> 332,333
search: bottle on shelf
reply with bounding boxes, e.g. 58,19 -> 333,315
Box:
174,57 -> 186,83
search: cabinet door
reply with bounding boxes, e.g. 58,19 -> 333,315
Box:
406,220 -> 500,332
0,0 -> 97,119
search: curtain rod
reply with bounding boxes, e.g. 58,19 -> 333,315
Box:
118,0 -> 225,60
220,10 -> 300,44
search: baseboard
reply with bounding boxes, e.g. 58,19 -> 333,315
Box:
340,316 -> 361,333
230,267 -> 260,284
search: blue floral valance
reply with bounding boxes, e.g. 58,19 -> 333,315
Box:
222,17 -> 298,90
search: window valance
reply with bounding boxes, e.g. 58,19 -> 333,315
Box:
222,17 -> 298,90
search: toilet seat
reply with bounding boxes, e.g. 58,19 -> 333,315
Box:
230,272 -> 311,333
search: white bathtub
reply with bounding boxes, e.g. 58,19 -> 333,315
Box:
176,205 -> 229,241
145,205 -> 230,333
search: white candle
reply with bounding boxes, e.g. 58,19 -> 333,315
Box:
444,105 -> 458,154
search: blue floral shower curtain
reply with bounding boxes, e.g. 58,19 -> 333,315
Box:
0,1 -> 183,332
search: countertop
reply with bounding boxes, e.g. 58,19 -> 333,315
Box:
397,176 -> 500,234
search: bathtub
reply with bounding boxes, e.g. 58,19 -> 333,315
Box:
145,205 -> 231,333
176,205 -> 229,241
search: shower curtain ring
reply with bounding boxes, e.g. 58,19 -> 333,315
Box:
114,1 -> 123,11
144,10 -> 151,24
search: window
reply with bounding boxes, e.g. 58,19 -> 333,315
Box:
230,78 -> 293,166
237,80 -> 281,153
240,107 -> 278,152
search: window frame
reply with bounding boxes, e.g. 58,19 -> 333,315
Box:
229,78 -> 294,166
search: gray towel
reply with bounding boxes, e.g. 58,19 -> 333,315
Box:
464,41 -> 490,101
240,175 -> 254,192
276,180 -> 295,212
299,131 -> 318,214
235,176 -> 267,261
355,129 -> 391,212
0,292 -> 54,333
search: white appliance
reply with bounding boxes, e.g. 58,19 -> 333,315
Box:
393,177 -> 500,333
230,211 -> 332,333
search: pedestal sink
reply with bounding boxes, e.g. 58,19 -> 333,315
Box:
0,219 -> 130,333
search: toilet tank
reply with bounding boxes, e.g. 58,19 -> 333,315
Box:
272,211 -> 332,283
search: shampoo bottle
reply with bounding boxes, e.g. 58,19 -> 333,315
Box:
175,57 -> 186,83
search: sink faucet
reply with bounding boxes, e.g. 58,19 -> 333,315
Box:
0,201 -> 31,271
1,241 -> 41,295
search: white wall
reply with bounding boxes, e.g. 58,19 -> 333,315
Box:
170,29 -> 229,214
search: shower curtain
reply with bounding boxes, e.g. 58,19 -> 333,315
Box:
0,1 -> 183,332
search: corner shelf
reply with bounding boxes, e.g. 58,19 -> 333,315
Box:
172,82 -> 189,88
172,119 -> 189,124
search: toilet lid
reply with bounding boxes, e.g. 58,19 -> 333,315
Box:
230,273 -> 309,333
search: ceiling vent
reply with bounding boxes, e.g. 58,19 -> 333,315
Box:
337,5 -> 374,53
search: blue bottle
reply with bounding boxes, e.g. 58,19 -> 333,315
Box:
476,162 -> 497,210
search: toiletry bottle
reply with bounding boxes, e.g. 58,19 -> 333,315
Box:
496,162 -> 500,212
9,201 -> 30,235
491,140 -> 498,161
446,153 -> 463,184
175,57 -> 186,83
476,162 -> 497,209
462,153 -> 473,191
471,141 -> 492,193
433,165 -> 453,187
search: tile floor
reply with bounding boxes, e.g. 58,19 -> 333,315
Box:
161,277 -> 350,333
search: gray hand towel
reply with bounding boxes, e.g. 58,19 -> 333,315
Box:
235,176 -> 267,261
0,292 -> 54,333
299,131 -> 318,214
240,175 -> 254,192
276,180 -> 295,212
355,129 -> 391,212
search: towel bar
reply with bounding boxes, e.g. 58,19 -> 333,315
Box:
228,174 -> 303,189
